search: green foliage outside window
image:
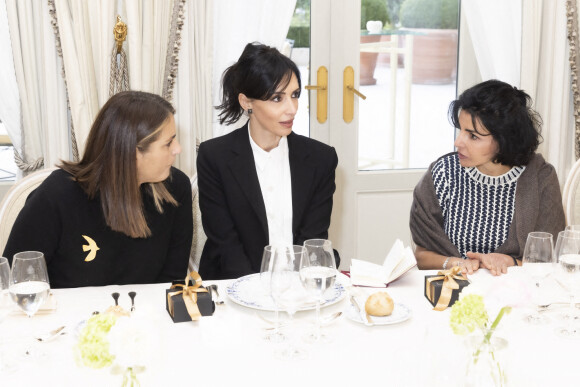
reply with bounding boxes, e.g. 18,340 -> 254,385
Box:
399,0 -> 459,29
360,0 -> 390,30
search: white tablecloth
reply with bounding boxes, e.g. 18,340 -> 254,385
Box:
1,267 -> 580,386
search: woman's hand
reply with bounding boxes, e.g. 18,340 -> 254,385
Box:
457,257 -> 481,275
465,252 -> 514,276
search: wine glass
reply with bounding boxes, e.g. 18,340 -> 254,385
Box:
301,239 -> 337,343
554,231 -> 580,337
521,232 -> 554,324
9,251 -> 50,318
260,245 -> 285,342
0,257 -> 14,372
270,245 -> 307,359
0,257 -> 11,323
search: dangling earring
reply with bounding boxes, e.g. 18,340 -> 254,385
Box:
248,108 -> 253,114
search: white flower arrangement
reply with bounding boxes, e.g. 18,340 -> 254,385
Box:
76,313 -> 156,386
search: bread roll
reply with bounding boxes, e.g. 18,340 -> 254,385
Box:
365,291 -> 394,316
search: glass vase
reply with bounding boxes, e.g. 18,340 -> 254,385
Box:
464,332 -> 508,387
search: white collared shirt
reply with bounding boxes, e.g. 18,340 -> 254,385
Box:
248,125 -> 293,247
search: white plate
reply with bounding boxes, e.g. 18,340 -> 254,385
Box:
345,302 -> 412,325
226,272 -> 348,311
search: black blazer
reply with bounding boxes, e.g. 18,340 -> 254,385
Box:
197,125 -> 338,280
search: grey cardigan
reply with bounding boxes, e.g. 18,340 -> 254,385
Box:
409,153 -> 565,259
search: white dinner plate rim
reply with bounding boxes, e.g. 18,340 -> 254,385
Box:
345,302 -> 412,325
226,272 -> 348,311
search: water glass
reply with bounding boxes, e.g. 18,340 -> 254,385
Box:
301,239 -> 337,343
554,231 -> 580,337
271,245 -> 307,359
9,251 -> 50,318
260,245 -> 284,342
521,232 -> 554,324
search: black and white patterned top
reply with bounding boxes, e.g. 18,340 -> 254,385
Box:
432,153 -> 526,259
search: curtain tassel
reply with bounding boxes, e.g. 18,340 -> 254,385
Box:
110,16 -> 129,97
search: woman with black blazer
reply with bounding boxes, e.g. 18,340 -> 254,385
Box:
197,42 -> 338,280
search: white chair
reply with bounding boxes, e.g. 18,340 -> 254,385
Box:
562,158 -> 580,226
188,173 -> 207,273
0,168 -> 56,254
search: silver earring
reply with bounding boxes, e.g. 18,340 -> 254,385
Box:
248,109 -> 253,114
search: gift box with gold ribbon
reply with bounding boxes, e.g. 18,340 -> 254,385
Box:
166,271 -> 215,322
424,266 -> 470,311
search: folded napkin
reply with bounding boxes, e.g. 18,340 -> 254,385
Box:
350,239 -> 417,287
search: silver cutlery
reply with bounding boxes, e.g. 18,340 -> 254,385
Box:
35,326 -> 66,342
350,295 -> 373,326
537,302 -> 580,312
128,291 -> 136,312
112,292 -> 120,306
210,284 -> 224,305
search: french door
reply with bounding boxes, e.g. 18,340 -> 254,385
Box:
305,0 -> 456,267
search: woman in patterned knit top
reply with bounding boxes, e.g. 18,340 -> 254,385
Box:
410,80 -> 565,276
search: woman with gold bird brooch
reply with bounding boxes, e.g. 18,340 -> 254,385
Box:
3,91 -> 193,288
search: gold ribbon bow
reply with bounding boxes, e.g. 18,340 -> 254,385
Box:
167,271 -> 208,321
426,266 -> 466,311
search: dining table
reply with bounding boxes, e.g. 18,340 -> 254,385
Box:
1,266 -> 580,387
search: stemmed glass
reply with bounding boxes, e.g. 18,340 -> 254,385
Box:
301,239 -> 337,343
9,251 -> 50,318
554,231 -> 580,337
521,232 -> 554,324
0,257 -> 11,323
270,245 -> 307,359
260,245 -> 285,342
0,257 -> 13,372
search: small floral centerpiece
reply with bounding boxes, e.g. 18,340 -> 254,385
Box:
75,312 -> 154,386
450,294 -> 511,386
449,276 -> 528,387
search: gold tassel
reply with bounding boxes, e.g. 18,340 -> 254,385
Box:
110,16 -> 129,97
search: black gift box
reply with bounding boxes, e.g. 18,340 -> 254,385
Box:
424,272 -> 470,310
165,279 -> 215,322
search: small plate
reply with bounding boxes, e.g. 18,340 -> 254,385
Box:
226,272 -> 348,311
345,302 -> 411,325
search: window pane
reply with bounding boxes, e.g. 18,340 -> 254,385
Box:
359,0 -> 459,170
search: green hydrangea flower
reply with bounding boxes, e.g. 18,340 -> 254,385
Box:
449,294 -> 489,335
76,313 -> 118,369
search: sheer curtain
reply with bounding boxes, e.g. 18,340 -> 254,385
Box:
50,0 -> 186,158
3,0 -> 69,175
173,0 -> 213,177
212,0 -> 297,137
461,0 -> 521,86
51,0 -> 116,158
521,0 -> 574,184
124,0 -> 184,96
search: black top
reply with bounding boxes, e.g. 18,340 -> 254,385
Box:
197,125 -> 338,280
3,167 -> 193,288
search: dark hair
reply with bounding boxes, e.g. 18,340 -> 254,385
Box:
216,42 -> 302,125
60,91 -> 177,238
449,79 -> 541,166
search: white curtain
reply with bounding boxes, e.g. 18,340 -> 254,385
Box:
125,0 -> 176,95
0,0 -> 21,159
212,0 -> 297,137
52,0 -> 185,158
3,0 -> 69,175
462,0 -> 521,86
173,0 -> 213,177
521,0 -> 574,184
52,0 -> 116,157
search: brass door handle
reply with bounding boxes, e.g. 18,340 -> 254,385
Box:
304,66 -> 328,123
343,66 -> 366,123
346,85 -> 367,100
